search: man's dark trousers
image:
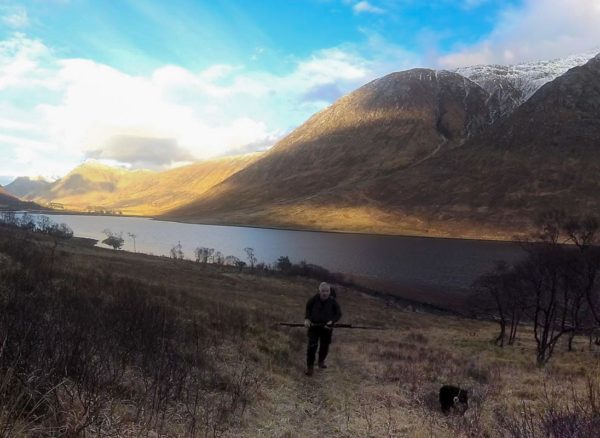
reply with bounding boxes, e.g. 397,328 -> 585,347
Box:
307,326 -> 332,368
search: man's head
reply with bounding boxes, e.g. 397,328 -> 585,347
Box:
319,282 -> 331,300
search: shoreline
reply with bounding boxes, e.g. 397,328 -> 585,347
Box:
155,216 -> 524,245
14,208 -> 525,244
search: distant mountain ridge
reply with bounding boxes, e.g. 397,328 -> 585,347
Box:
7,154 -> 261,215
4,176 -> 52,199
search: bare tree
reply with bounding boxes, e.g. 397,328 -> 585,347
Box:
276,256 -> 292,273
564,218 -> 600,319
52,223 -> 73,239
477,211 -> 600,365
170,241 -> 184,260
224,255 -> 240,266
36,215 -> 53,233
128,232 -> 137,252
473,261 -> 525,347
518,245 -> 571,365
0,211 -> 17,225
562,216 -> 600,350
213,251 -> 224,265
519,211 -> 599,365
194,247 -> 214,264
243,247 -> 256,270
19,213 -> 36,231
102,229 -> 124,250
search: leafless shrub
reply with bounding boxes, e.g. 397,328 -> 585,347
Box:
195,247 -> 214,264
0,225 -> 265,436
170,241 -> 185,259
499,375 -> 600,438
473,211 -> 600,365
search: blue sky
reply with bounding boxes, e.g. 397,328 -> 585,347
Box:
0,0 -> 510,73
1,0 -> 599,182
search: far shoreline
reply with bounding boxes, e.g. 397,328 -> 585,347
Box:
11,207 -> 525,245
154,215 -> 525,245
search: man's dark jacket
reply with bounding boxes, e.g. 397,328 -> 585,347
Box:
305,294 -> 342,324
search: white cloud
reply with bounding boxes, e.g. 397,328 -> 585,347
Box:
36,59 -> 275,162
1,5 -> 29,28
0,133 -> 47,150
0,32 -> 420,176
0,117 -> 37,132
0,33 -> 57,90
439,0 -> 600,67
353,1 -> 385,14
295,48 -> 368,81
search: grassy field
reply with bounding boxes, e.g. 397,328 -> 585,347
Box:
0,225 -> 598,437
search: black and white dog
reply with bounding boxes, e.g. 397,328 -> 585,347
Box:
439,385 -> 469,414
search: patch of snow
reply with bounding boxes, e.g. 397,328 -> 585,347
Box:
454,52 -> 596,118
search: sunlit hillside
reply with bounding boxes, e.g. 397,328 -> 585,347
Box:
25,153 -> 261,215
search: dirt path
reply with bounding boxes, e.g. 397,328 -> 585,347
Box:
240,330 -> 373,437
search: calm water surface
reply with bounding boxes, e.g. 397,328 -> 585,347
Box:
31,214 -> 525,294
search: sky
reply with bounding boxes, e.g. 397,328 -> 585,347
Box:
1,0 -> 600,183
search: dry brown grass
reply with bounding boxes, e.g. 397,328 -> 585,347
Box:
1,226 -> 599,436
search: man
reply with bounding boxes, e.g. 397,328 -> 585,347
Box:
304,282 -> 342,376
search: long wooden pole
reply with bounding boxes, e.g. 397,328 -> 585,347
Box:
277,322 -> 386,330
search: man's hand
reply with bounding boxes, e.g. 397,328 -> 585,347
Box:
325,320 -> 334,330
304,319 -> 311,328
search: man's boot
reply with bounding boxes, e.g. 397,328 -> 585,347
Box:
318,361 -> 327,369
305,367 -> 314,376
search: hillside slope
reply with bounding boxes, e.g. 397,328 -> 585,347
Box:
0,186 -> 41,210
364,53 -> 600,235
19,154 -> 261,214
4,177 -> 52,200
165,69 -> 493,235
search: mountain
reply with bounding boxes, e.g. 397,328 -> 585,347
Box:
110,154 -> 262,214
165,69 -> 493,232
164,53 -> 600,239
403,53 -> 600,229
341,53 -> 600,236
474,53 -> 600,151
33,161 -> 148,210
0,186 -> 12,200
456,53 -> 593,119
5,176 -> 52,200
0,186 -> 40,210
258,68 -> 492,173
22,154 -> 261,214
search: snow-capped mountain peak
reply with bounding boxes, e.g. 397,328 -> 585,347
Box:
455,52 -> 598,119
